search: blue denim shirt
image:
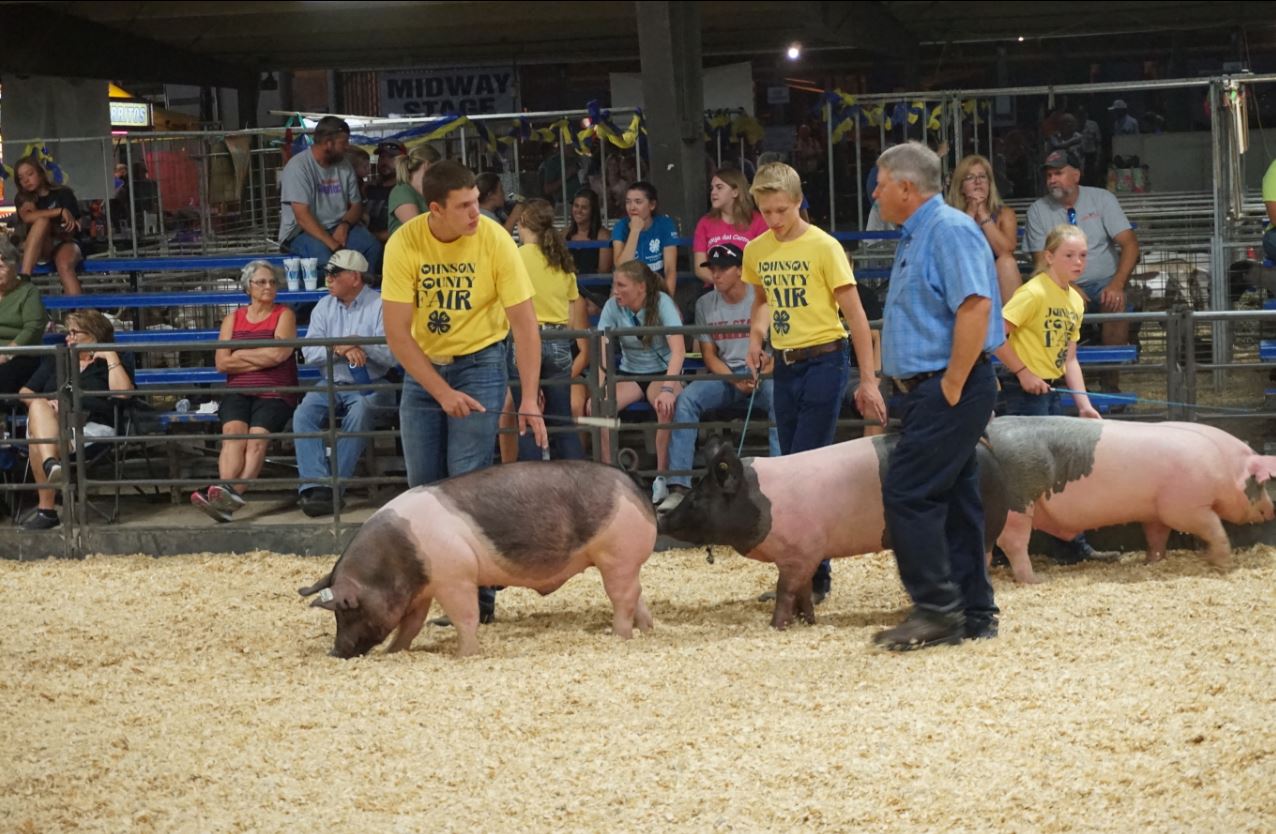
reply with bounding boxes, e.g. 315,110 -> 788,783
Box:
880,194 -> 1004,378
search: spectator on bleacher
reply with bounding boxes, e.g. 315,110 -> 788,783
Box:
278,116 -> 383,275
539,142 -> 579,206
13,155 -> 84,295
993,224 -> 1104,575
507,199 -> 587,462
566,188 -> 613,303
292,250 -> 395,517
1262,158 -> 1276,262
948,154 -> 1023,302
745,162 -> 886,604
0,240 -> 46,394
612,182 -> 679,297
1026,148 -> 1140,393
366,141 -> 406,244
477,172 -> 524,236
192,261 -> 298,523
386,144 -> 442,237
596,260 -> 685,504
1078,107 -> 1103,186
659,243 -> 779,512
344,147 -> 372,198
382,160 -> 547,625
692,168 -> 767,287
20,310 -> 134,531
1109,100 -> 1140,136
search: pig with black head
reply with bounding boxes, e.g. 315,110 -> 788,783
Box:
300,460 -> 657,658
659,435 -> 1008,629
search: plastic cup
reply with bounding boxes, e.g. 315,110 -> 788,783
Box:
284,257 -> 302,291
302,258 -> 319,290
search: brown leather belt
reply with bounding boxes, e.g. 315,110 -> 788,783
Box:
780,338 -> 847,366
893,354 -> 989,393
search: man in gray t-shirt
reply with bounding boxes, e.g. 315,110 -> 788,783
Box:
659,244 -> 780,511
279,115 -> 383,273
1025,148 -> 1140,369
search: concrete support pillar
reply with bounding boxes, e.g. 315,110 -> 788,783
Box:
636,1 -> 706,240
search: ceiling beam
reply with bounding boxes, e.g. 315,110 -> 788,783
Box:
0,3 -> 255,89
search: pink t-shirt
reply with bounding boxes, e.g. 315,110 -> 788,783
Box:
692,212 -> 769,254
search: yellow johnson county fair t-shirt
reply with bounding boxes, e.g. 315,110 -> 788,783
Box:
519,244 -> 579,326
1002,273 -> 1085,381
742,225 -> 854,350
382,213 -> 534,357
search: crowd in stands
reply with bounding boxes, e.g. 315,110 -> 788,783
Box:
2,108 -> 1263,545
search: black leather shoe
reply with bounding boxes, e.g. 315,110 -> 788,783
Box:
298,487 -> 336,518
964,615 -> 999,641
873,608 -> 965,651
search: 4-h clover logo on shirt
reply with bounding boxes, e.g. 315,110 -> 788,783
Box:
773,310 -> 791,335
427,310 -> 451,334
648,238 -> 660,255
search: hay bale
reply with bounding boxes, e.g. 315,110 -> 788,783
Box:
2,546 -> 1274,831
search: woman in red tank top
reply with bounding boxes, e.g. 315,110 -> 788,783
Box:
191,261 -> 299,522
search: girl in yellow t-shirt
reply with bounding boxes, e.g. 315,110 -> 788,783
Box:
499,199 -> 588,461
994,223 -> 1099,419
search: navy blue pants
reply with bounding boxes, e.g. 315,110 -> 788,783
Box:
773,344 -> 849,594
883,360 -> 998,617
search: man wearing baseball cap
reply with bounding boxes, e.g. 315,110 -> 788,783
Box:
1108,99 -> 1140,136
293,249 -> 396,517
1025,148 -> 1140,380
658,243 -> 780,513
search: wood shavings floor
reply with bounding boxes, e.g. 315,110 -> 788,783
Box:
3,545 -> 1274,833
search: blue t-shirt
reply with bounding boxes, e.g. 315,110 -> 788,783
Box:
596,293 -> 683,374
611,214 -> 678,273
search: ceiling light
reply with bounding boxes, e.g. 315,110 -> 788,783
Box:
786,43 -> 802,61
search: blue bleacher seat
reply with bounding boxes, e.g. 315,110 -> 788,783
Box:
42,290 -> 327,311
1260,340 -> 1276,362
32,254 -> 287,277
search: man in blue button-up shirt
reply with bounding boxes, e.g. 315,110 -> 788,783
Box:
874,142 -> 1004,651
294,249 -> 396,516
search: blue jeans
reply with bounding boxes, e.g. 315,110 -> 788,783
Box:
997,373 -> 1062,416
667,377 -> 780,489
513,332 -> 585,462
772,343 -> 850,457
883,360 -> 998,617
400,342 -> 508,488
293,385 -> 397,494
1263,227 -> 1276,263
285,223 -> 383,274
774,344 -> 849,595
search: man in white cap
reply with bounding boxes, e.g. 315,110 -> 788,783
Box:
1108,100 -> 1140,136
293,249 -> 396,517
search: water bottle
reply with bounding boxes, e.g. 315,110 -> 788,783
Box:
349,362 -> 372,394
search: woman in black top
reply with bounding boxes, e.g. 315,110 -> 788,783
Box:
20,309 -> 134,530
14,155 -> 84,295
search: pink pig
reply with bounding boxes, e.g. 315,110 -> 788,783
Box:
986,417 -> 1276,582
300,461 -> 657,658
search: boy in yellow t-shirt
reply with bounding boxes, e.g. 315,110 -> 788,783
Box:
382,160 -> 548,625
993,223 -> 1099,419
743,162 -> 885,602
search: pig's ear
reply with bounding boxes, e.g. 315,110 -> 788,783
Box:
1249,456 -> 1276,485
710,443 -> 745,495
308,578 -> 360,611
702,434 -> 729,463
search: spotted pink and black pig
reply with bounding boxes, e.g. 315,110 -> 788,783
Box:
984,416 -> 1276,582
300,461 -> 657,658
657,435 -> 1008,629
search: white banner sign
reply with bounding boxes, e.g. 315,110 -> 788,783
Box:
380,66 -> 518,117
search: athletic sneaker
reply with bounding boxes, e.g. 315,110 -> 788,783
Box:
650,476 -> 669,505
657,486 -> 688,513
206,484 -> 247,514
22,509 -> 60,530
191,489 -> 233,523
42,458 -> 63,483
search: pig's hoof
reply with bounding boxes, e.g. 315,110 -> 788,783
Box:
1144,552 -> 1166,564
